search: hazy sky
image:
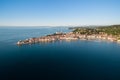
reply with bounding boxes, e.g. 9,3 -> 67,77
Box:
0,0 -> 120,26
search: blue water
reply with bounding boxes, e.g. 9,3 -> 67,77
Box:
0,27 -> 120,80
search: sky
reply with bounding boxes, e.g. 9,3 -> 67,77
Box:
0,0 -> 120,26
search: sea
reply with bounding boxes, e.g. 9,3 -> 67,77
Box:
0,27 -> 120,80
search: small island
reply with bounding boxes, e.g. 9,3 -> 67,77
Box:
17,25 -> 120,45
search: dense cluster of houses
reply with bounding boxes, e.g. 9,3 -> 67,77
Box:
17,32 -> 120,45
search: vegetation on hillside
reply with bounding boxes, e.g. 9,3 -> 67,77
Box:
72,25 -> 120,36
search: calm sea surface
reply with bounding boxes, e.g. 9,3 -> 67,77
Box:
0,27 -> 120,80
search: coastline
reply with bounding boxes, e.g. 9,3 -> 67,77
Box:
16,32 -> 120,45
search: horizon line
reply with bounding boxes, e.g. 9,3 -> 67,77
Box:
0,24 -> 120,27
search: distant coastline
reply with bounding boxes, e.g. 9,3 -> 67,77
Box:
17,25 -> 120,45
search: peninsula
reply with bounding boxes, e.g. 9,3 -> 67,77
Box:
17,25 -> 120,45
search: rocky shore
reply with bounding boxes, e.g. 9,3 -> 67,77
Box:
17,32 -> 120,45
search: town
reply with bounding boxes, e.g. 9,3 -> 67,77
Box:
17,25 -> 120,45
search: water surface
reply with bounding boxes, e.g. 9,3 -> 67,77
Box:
0,27 -> 120,80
